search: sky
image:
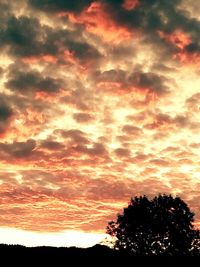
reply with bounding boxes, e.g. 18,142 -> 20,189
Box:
0,0 -> 200,247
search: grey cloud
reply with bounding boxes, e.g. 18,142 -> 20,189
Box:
185,43 -> 200,53
0,100 -> 13,134
40,140 -> 65,151
0,16 -> 43,57
94,69 -> 169,95
87,142 -> 108,156
0,104 -> 13,122
106,0 -> 192,34
122,125 -> 143,135
0,139 -> 36,158
114,148 -> 131,157
73,113 -> 94,123
104,0 -> 200,60
67,41 -> 101,63
94,69 -> 126,83
144,112 -> 194,130
128,71 -> 168,95
28,0 -> 93,13
61,86 -> 94,111
44,28 -> 101,63
186,93 -> 200,112
55,129 -> 90,144
6,68 -> 62,94
73,142 -> 108,158
173,115 -> 189,127
0,12 -> 101,66
0,67 -> 4,76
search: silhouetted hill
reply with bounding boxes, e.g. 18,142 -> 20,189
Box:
0,244 -> 198,266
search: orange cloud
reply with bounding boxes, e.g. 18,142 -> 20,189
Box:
22,54 -> 58,64
67,1 -> 133,44
175,51 -> 200,66
158,30 -> 191,50
122,0 -> 140,11
157,30 -> 200,66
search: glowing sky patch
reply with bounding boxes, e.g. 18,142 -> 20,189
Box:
0,0 -> 200,247
0,227 -> 106,248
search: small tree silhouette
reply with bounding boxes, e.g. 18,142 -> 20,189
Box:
107,194 -> 200,256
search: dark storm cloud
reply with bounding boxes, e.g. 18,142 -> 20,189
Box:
0,15 -> 56,57
0,103 -> 13,122
28,0 -> 186,38
67,41 -> 101,63
102,0 -> 200,57
94,69 -> 169,95
0,12 -> 101,65
0,100 -> 13,134
185,43 -> 200,53
0,139 -> 36,158
28,0 -> 93,13
105,0 -> 191,33
128,72 -> 168,95
6,68 -> 62,94
0,16 -> 43,57
0,1 -> 12,24
43,29 -> 101,63
104,0 -> 176,31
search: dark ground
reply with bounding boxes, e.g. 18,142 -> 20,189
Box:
0,244 -> 199,266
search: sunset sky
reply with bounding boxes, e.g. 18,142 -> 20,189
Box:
0,0 -> 200,247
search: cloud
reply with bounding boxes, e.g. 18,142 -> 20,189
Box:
0,139 -> 36,159
73,112 -> 94,123
66,1 -> 133,45
94,68 -> 169,99
6,67 -> 63,94
39,139 -> 65,151
186,93 -> 200,112
122,125 -> 143,135
128,71 -> 169,95
28,0 -> 93,13
95,69 -> 126,84
0,101 -> 13,134
55,129 -> 90,144
114,148 -> 131,157
0,11 -> 102,74
0,16 -> 43,57
61,85 -> 95,111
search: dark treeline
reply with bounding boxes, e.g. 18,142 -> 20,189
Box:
0,244 -> 198,266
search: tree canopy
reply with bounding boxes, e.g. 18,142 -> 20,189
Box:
107,194 -> 200,256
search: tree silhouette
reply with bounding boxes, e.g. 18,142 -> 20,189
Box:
107,194 -> 200,256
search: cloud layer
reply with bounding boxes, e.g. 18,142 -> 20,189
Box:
0,0 -> 200,234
